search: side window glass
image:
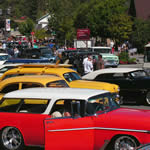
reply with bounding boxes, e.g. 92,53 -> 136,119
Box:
3,74 -> 18,80
22,83 -> 43,89
50,100 -> 84,118
95,74 -> 113,80
46,80 -> 69,88
113,73 -> 124,79
1,83 -> 19,93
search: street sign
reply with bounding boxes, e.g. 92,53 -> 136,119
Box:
5,19 -> 10,31
77,29 -> 90,40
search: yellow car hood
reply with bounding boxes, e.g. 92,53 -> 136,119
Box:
69,80 -> 119,93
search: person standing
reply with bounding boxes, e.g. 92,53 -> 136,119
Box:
83,55 -> 93,75
95,54 -> 105,70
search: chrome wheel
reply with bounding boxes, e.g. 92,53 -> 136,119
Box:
1,127 -> 23,150
114,136 -> 137,150
146,91 -> 150,105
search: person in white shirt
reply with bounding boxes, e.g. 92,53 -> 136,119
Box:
83,55 -> 93,75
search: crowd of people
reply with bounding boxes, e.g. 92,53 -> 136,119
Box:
0,36 -> 108,76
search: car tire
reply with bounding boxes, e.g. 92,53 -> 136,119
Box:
0,126 -> 24,150
112,135 -> 138,150
145,91 -> 150,105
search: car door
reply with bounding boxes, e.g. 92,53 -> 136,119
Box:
95,73 -> 134,101
45,99 -> 94,150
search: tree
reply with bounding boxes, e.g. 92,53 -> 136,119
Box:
34,29 -> 47,40
19,18 -> 34,37
128,0 -> 136,18
74,0 -> 132,43
48,0 -> 80,46
131,19 -> 150,53
108,13 -> 133,44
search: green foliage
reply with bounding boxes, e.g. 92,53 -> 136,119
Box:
119,51 -> 129,62
119,51 -> 136,64
34,29 -> 47,40
0,0 -> 149,53
48,0 -> 80,45
18,18 -> 34,37
131,19 -> 150,53
74,0 -> 132,43
108,13 -> 133,43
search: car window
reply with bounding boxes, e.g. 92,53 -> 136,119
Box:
46,80 -> 69,88
50,99 -> 85,118
93,48 -> 111,53
63,72 -> 81,82
113,73 -> 124,79
1,83 -> 19,93
95,74 -> 113,80
3,73 -> 37,80
0,55 -> 9,61
22,83 -> 43,89
130,70 -> 147,77
0,98 -> 49,113
0,66 -> 15,73
87,93 -> 119,115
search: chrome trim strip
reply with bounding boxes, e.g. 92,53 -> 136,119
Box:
48,127 -> 150,133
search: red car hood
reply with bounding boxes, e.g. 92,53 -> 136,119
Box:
103,107 -> 150,131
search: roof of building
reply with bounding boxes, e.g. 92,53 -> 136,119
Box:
37,13 -> 50,22
135,0 -> 150,20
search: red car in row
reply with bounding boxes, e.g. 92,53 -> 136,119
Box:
0,88 -> 150,150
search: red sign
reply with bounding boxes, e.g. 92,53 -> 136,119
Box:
77,29 -> 90,40
31,31 -> 35,35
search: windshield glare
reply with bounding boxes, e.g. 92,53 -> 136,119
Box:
63,72 -> 81,82
86,93 -> 119,115
130,70 -> 147,77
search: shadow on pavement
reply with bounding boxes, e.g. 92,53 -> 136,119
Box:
26,146 -> 44,150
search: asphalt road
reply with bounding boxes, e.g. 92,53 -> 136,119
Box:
26,147 -> 44,150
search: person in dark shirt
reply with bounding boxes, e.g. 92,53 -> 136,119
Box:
95,54 -> 105,70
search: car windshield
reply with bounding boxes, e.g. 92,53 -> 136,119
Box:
63,72 -> 81,82
41,49 -> 52,55
0,99 -> 49,113
130,70 -> 147,77
93,48 -> 111,53
0,55 -> 8,61
0,66 -> 15,73
86,93 -> 119,115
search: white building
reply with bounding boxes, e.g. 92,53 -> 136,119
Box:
36,13 -> 51,30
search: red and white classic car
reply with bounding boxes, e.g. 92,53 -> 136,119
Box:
0,88 -> 150,150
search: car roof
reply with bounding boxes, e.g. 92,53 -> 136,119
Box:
91,46 -> 111,49
3,87 -> 108,100
1,66 -> 76,80
0,53 -> 8,56
82,68 -> 142,79
0,75 -> 63,88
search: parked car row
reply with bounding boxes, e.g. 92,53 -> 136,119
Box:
0,61 -> 150,149
0,64 -> 120,103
